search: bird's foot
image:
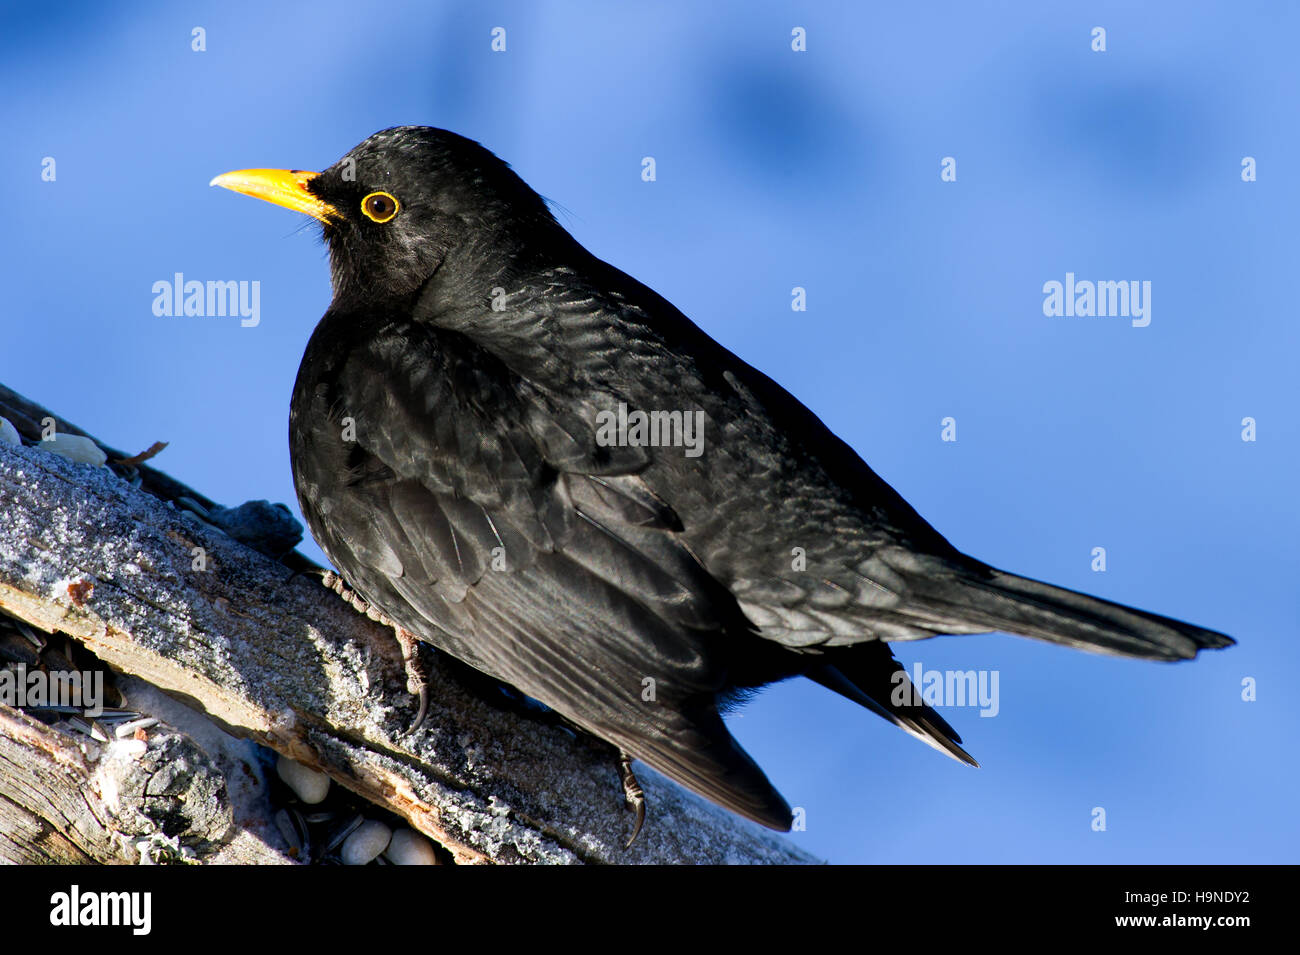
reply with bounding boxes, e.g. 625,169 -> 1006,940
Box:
617,750 -> 646,850
320,570 -> 393,626
321,572 -> 427,733
393,625 -> 429,734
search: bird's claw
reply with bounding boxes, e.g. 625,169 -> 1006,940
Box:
321,572 -> 429,734
394,626 -> 429,734
618,750 -> 646,849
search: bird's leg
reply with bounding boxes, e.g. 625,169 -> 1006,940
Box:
322,571 -> 644,842
617,750 -> 647,850
392,625 -> 429,733
571,733 -> 650,847
437,657 -> 647,842
320,571 -> 428,733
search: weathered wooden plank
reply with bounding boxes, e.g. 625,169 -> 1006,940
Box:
0,702 -> 236,864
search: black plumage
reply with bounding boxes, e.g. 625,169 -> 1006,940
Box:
213,127 -> 1233,830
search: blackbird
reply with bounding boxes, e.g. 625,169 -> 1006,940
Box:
212,126 -> 1233,834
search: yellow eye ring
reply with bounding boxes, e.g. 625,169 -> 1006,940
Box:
361,191 -> 399,223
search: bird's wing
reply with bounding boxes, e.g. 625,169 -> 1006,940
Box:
291,311 -> 793,829
415,259 -> 1232,663
412,260 -> 981,652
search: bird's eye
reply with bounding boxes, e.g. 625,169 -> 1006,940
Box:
361,191 -> 399,223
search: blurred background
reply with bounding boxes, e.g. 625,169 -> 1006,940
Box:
2,1 -> 1295,863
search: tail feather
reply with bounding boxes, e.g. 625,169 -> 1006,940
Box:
815,557 -> 1233,762
811,645 -> 979,768
897,559 -> 1235,661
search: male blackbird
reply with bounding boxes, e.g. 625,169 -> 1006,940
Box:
212,127 -> 1233,833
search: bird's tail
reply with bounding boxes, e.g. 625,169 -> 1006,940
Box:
812,555 -> 1232,767
811,644 -> 979,767
904,559 -> 1235,661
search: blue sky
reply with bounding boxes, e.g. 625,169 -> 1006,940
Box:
2,1 -> 1295,863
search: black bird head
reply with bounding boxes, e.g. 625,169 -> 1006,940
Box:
211,126 -> 560,306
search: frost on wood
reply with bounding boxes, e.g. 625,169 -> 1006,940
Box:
0,425 -> 818,865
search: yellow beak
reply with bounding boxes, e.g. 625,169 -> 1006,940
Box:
209,168 -> 339,222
